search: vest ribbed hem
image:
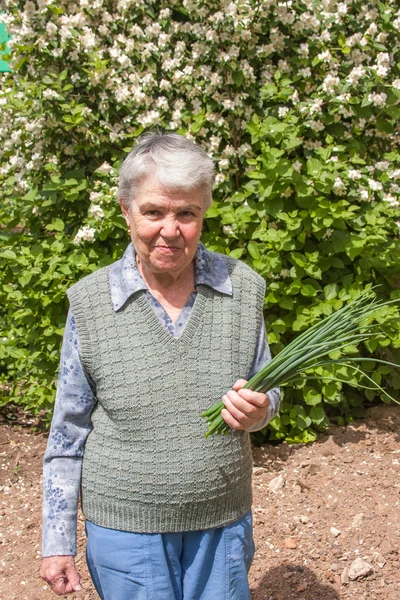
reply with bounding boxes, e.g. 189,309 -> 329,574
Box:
82,489 -> 253,533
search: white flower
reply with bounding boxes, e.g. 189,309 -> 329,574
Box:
81,29 -> 97,50
333,177 -> 347,196
377,52 -> 390,67
222,225 -> 233,236
377,32 -> 388,43
348,169 -> 362,181
280,269 -> 291,278
375,161 -> 390,171
42,89 -> 60,99
322,74 -> 340,94
360,188 -> 369,201
118,54 -> 131,68
89,191 -> 102,203
308,120 -> 324,132
372,64 -> 389,78
298,43 -> 309,58
396,221 -> 400,231
318,50 -> 332,63
299,67 -> 312,78
392,79 -> 400,90
293,160 -> 302,173
347,66 -> 365,87
368,179 -> 383,191
215,173 -> 226,185
138,110 -> 161,126
73,226 -> 96,245
209,136 -> 221,151
290,90 -> 299,104
88,204 -> 105,219
278,106 -> 289,118
219,158 -> 230,169
366,23 -> 378,37
283,187 -> 293,198
368,92 -> 387,107
46,22 -> 58,38
238,143 -> 251,156
97,162 -> 114,175
383,194 -> 398,206
337,2 -> 348,16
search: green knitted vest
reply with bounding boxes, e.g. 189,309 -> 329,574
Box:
67,255 -> 266,533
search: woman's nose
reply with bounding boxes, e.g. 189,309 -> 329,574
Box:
160,217 -> 179,238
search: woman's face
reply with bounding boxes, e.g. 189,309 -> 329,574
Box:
120,178 -> 205,277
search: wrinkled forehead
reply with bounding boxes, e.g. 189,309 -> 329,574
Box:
131,178 -> 206,211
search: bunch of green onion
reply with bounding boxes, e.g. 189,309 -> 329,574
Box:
202,288 -> 400,438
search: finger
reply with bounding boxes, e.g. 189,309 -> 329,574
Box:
237,388 -> 270,408
221,407 -> 245,430
225,390 -> 260,417
66,564 -> 82,592
233,378 -> 248,391
223,394 -> 255,425
51,573 -> 74,595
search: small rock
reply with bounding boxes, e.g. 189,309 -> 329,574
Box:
372,553 -> 386,569
341,566 -> 349,584
283,572 -> 292,579
299,515 -> 310,524
296,582 -> 307,592
253,466 -> 268,476
330,527 -> 341,538
308,463 -> 320,475
331,563 -> 340,571
348,558 -> 373,580
342,456 -> 353,463
269,473 -> 285,493
351,513 -> 364,528
284,537 -> 297,549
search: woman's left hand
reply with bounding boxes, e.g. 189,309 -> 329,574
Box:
221,379 -> 270,431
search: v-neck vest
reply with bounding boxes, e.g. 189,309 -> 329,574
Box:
67,255 -> 266,533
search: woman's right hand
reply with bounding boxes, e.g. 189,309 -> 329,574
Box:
40,556 -> 82,595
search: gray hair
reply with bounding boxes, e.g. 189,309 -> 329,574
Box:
118,132 -> 215,211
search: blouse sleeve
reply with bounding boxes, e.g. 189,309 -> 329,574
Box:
42,309 -> 97,557
245,318 -> 281,433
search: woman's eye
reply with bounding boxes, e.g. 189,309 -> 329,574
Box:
145,210 -> 160,216
180,211 -> 194,217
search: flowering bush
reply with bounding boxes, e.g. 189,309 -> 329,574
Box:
1,0 -> 400,441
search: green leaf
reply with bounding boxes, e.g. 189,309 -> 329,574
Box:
0,249 -> 17,260
309,406 -> 327,425
232,71 -> 244,86
304,386 -> 322,406
45,218 -> 65,232
247,241 -> 260,260
323,283 -> 338,300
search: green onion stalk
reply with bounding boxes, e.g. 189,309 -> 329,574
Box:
202,288 -> 400,438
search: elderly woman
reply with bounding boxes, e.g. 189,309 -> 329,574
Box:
40,132 -> 280,600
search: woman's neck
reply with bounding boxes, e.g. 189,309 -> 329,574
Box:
136,257 -> 195,294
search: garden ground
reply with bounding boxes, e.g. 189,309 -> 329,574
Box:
0,404 -> 399,600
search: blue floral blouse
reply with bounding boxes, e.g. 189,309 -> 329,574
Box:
42,243 -> 281,556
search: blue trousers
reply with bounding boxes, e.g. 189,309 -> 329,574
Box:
85,511 -> 255,600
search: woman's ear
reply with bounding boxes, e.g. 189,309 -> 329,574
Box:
119,199 -> 130,225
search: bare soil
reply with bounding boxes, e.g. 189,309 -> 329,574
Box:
1,404 -> 399,600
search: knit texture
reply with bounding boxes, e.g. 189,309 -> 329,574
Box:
67,255 -> 266,533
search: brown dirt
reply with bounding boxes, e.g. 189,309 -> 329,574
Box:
1,404 -> 399,600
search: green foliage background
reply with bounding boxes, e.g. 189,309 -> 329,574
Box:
1,0 -> 400,441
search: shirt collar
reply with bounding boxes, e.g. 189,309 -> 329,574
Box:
109,242 -> 232,312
